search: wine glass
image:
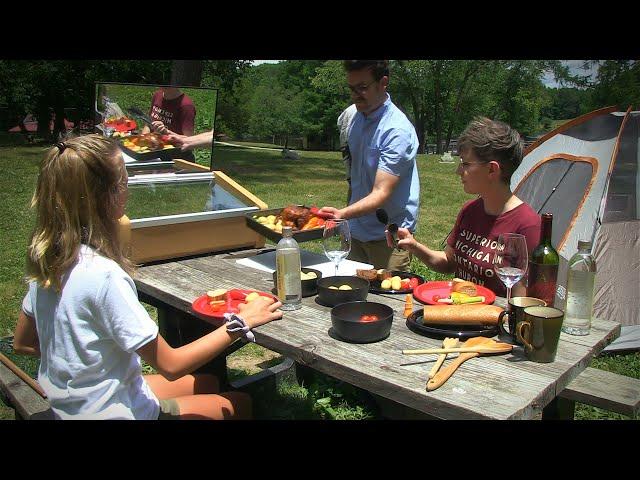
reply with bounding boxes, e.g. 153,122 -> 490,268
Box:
492,233 -> 528,306
322,219 -> 351,276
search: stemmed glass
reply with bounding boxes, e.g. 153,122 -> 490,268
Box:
492,233 -> 528,306
322,219 -> 351,276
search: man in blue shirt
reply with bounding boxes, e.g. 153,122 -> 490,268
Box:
319,60 -> 420,271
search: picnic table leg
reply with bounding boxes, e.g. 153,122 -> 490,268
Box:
542,396 -> 576,420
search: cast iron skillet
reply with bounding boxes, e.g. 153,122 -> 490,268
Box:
316,276 -> 369,307
330,301 -> 394,343
405,309 -> 498,340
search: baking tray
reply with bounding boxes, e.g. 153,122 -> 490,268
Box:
119,141 -> 186,162
245,206 -> 325,244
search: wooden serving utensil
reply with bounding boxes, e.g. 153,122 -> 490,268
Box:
0,352 -> 47,399
425,337 -> 511,392
402,337 -> 513,356
428,337 -> 459,380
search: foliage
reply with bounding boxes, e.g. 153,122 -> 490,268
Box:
586,60 -> 640,111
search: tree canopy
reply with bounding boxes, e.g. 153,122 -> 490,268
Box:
1,59 -> 636,148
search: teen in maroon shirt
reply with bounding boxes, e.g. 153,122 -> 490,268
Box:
145,87 -> 196,137
390,117 -> 540,297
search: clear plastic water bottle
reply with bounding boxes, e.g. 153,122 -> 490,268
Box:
276,226 -> 302,311
562,240 -> 597,335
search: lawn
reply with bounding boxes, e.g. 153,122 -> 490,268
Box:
1,138 -> 637,420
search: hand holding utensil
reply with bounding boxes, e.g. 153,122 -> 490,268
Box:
376,208 -> 398,248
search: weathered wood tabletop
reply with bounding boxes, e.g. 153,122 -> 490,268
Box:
134,248 -> 621,420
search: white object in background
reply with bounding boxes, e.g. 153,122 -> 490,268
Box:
440,151 -> 455,163
236,249 -> 372,277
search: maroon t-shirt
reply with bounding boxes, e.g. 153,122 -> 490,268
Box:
446,198 -> 541,296
149,91 -> 196,135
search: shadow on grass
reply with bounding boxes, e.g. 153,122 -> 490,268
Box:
227,363 -> 382,420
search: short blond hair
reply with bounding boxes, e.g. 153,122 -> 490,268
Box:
26,134 -> 133,290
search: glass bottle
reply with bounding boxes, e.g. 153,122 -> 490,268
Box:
527,213 -> 560,307
276,226 -> 302,311
562,240 -> 596,335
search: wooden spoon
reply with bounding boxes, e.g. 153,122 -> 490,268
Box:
428,337 -> 459,379
426,337 -> 508,392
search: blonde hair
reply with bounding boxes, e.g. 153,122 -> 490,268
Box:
26,134 -> 133,290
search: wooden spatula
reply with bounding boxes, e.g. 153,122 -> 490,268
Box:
425,337 -> 510,392
428,337 -> 459,379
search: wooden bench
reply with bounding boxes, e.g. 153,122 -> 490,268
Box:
558,367 -> 640,418
2,352 -> 637,420
0,358 -> 54,420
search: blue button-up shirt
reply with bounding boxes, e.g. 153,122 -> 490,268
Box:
347,94 -> 420,242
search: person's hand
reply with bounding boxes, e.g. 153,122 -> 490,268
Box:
318,206 -> 343,219
151,121 -> 169,135
389,227 -> 417,251
168,133 -> 189,150
237,296 -> 283,329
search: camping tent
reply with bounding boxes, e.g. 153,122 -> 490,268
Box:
511,106 -> 639,327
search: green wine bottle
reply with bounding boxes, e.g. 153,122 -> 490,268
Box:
527,213 -> 560,306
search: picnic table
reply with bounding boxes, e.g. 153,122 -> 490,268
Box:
134,247 -> 621,420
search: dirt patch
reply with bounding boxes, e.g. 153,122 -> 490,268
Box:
227,347 -> 283,375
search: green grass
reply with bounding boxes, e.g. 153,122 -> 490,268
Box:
1,141 -> 638,420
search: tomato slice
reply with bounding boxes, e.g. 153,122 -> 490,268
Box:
409,277 -> 420,289
360,314 -> 379,322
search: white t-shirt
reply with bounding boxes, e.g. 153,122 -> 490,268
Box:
21,245 -> 160,420
337,104 -> 357,148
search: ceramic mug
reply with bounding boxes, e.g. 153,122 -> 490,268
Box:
516,306 -> 565,363
497,297 -> 546,344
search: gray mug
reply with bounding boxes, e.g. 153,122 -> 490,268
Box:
497,297 -> 547,344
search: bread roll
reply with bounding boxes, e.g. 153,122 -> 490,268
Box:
421,304 -> 502,326
451,280 -> 477,296
356,269 -> 378,281
377,269 -> 392,281
207,288 -> 227,301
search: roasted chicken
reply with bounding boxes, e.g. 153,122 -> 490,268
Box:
280,205 -> 313,229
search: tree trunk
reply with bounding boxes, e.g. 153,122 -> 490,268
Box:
170,60 -> 203,87
53,104 -> 66,142
433,62 -> 444,154
35,100 -> 51,141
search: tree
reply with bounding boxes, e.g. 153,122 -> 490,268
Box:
586,60 -> 640,110
0,60 -> 171,142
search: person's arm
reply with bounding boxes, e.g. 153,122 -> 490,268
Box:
13,311 -> 40,357
168,130 -> 214,151
391,227 -> 456,274
136,297 -> 282,381
319,169 -> 399,219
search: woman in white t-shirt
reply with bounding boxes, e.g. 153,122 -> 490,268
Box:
13,134 -> 283,420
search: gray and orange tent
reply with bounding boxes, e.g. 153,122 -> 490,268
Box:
512,106 -> 639,332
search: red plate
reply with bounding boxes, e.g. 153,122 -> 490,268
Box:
413,281 -> 496,305
192,289 -> 278,319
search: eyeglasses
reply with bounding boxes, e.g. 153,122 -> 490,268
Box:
458,159 -> 488,169
347,80 -> 377,95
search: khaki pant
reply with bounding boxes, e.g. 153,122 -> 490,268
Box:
349,238 -> 412,271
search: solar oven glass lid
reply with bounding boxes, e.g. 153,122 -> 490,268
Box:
125,172 -> 256,221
